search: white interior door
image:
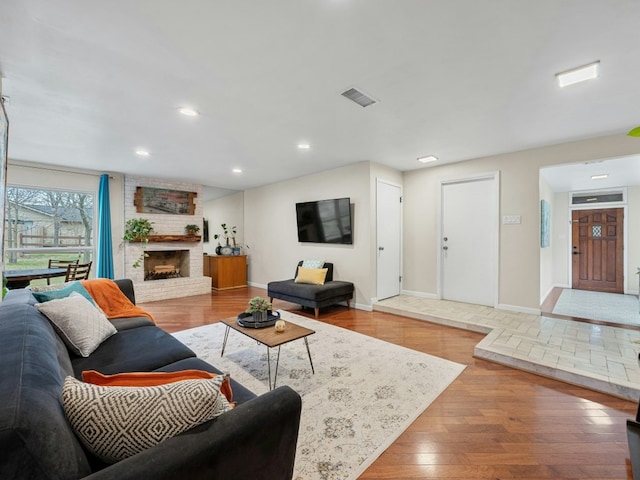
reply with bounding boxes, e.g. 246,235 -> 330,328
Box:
441,176 -> 497,306
377,180 -> 401,300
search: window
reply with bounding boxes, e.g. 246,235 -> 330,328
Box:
5,186 -> 94,278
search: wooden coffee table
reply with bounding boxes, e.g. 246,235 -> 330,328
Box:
220,316 -> 315,390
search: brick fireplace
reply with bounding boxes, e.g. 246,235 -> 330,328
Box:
144,249 -> 190,280
124,176 -> 211,303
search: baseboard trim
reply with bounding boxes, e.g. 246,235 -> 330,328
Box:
401,289 -> 439,299
496,303 -> 540,315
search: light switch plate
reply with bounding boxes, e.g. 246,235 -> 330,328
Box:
503,215 -> 522,225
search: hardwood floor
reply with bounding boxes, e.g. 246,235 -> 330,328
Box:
141,287 -> 637,479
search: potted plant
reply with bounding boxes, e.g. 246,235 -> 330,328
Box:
214,224 -> 240,255
123,218 -> 154,268
246,296 -> 271,322
185,224 -> 200,236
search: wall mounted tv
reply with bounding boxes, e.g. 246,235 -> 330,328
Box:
296,197 -> 352,244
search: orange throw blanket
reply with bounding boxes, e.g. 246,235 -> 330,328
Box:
82,279 -> 155,323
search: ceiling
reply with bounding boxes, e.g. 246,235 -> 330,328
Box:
540,154 -> 640,192
1,1 -> 640,200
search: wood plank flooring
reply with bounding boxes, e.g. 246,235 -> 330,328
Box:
140,287 -> 637,479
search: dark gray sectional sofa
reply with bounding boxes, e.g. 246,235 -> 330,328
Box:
0,279 -> 302,480
267,262 -> 354,318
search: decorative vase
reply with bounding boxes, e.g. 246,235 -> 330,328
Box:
252,310 -> 268,322
215,245 -> 222,255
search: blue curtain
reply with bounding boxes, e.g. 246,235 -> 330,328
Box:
96,174 -> 114,279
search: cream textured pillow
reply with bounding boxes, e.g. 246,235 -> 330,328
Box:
62,375 -> 232,463
295,267 -> 328,285
35,292 -> 116,357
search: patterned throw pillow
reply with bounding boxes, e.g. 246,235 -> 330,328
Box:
62,375 -> 232,463
35,292 -> 116,357
301,259 -> 325,269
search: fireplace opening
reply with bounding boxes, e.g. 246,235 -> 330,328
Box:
144,250 -> 190,281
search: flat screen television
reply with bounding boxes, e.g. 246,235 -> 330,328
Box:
296,197 -> 352,244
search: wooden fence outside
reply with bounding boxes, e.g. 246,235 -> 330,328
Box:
19,234 -> 86,247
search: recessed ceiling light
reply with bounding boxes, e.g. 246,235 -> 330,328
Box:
556,61 -> 600,88
591,174 -> 609,180
417,155 -> 438,163
135,149 -> 150,157
178,107 -> 199,117
298,143 -> 311,150
232,168 -> 242,174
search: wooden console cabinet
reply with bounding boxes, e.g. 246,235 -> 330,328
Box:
203,255 -> 247,290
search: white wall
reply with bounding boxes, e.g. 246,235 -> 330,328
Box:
539,176 -> 554,302
243,162 -> 371,308
552,192 -> 570,289
402,132 -> 640,311
628,186 -> 640,294
204,161 -> 403,309
202,191 -> 244,255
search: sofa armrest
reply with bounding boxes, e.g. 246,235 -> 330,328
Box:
112,279 -> 136,305
83,385 -> 302,480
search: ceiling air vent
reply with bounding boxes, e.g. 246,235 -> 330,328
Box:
341,87 -> 377,108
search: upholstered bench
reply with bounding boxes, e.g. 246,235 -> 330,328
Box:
267,262 -> 354,318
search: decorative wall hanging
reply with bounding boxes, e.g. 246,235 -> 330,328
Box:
540,199 -> 550,248
134,187 -> 196,215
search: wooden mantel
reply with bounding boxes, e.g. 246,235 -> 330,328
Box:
131,235 -> 202,243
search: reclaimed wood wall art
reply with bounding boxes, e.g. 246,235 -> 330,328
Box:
134,187 -> 197,215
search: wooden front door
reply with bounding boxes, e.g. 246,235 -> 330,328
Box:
571,208 -> 624,293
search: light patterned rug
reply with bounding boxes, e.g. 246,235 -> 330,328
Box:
553,289 -> 640,326
173,311 -> 465,480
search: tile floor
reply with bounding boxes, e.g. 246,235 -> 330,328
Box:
374,294 -> 640,401
553,288 -> 640,326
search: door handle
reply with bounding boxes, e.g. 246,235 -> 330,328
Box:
378,246 -> 384,251
443,246 -> 448,250
573,251 -> 580,255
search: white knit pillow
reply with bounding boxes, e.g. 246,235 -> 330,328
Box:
62,375 -> 232,463
35,292 -> 116,357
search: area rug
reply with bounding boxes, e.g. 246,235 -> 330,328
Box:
553,289 -> 640,326
173,311 -> 465,480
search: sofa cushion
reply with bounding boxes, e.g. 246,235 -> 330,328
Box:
0,303 -> 91,480
36,292 -> 117,357
62,375 -> 232,463
295,267 -> 328,285
109,316 -> 155,331
156,357 -> 257,405
1,287 -> 39,307
82,369 -> 234,403
269,279 -> 354,302
71,325 -> 196,377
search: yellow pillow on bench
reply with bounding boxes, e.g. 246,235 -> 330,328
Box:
295,267 -> 328,285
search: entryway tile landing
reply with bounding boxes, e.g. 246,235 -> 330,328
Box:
374,295 -> 640,401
